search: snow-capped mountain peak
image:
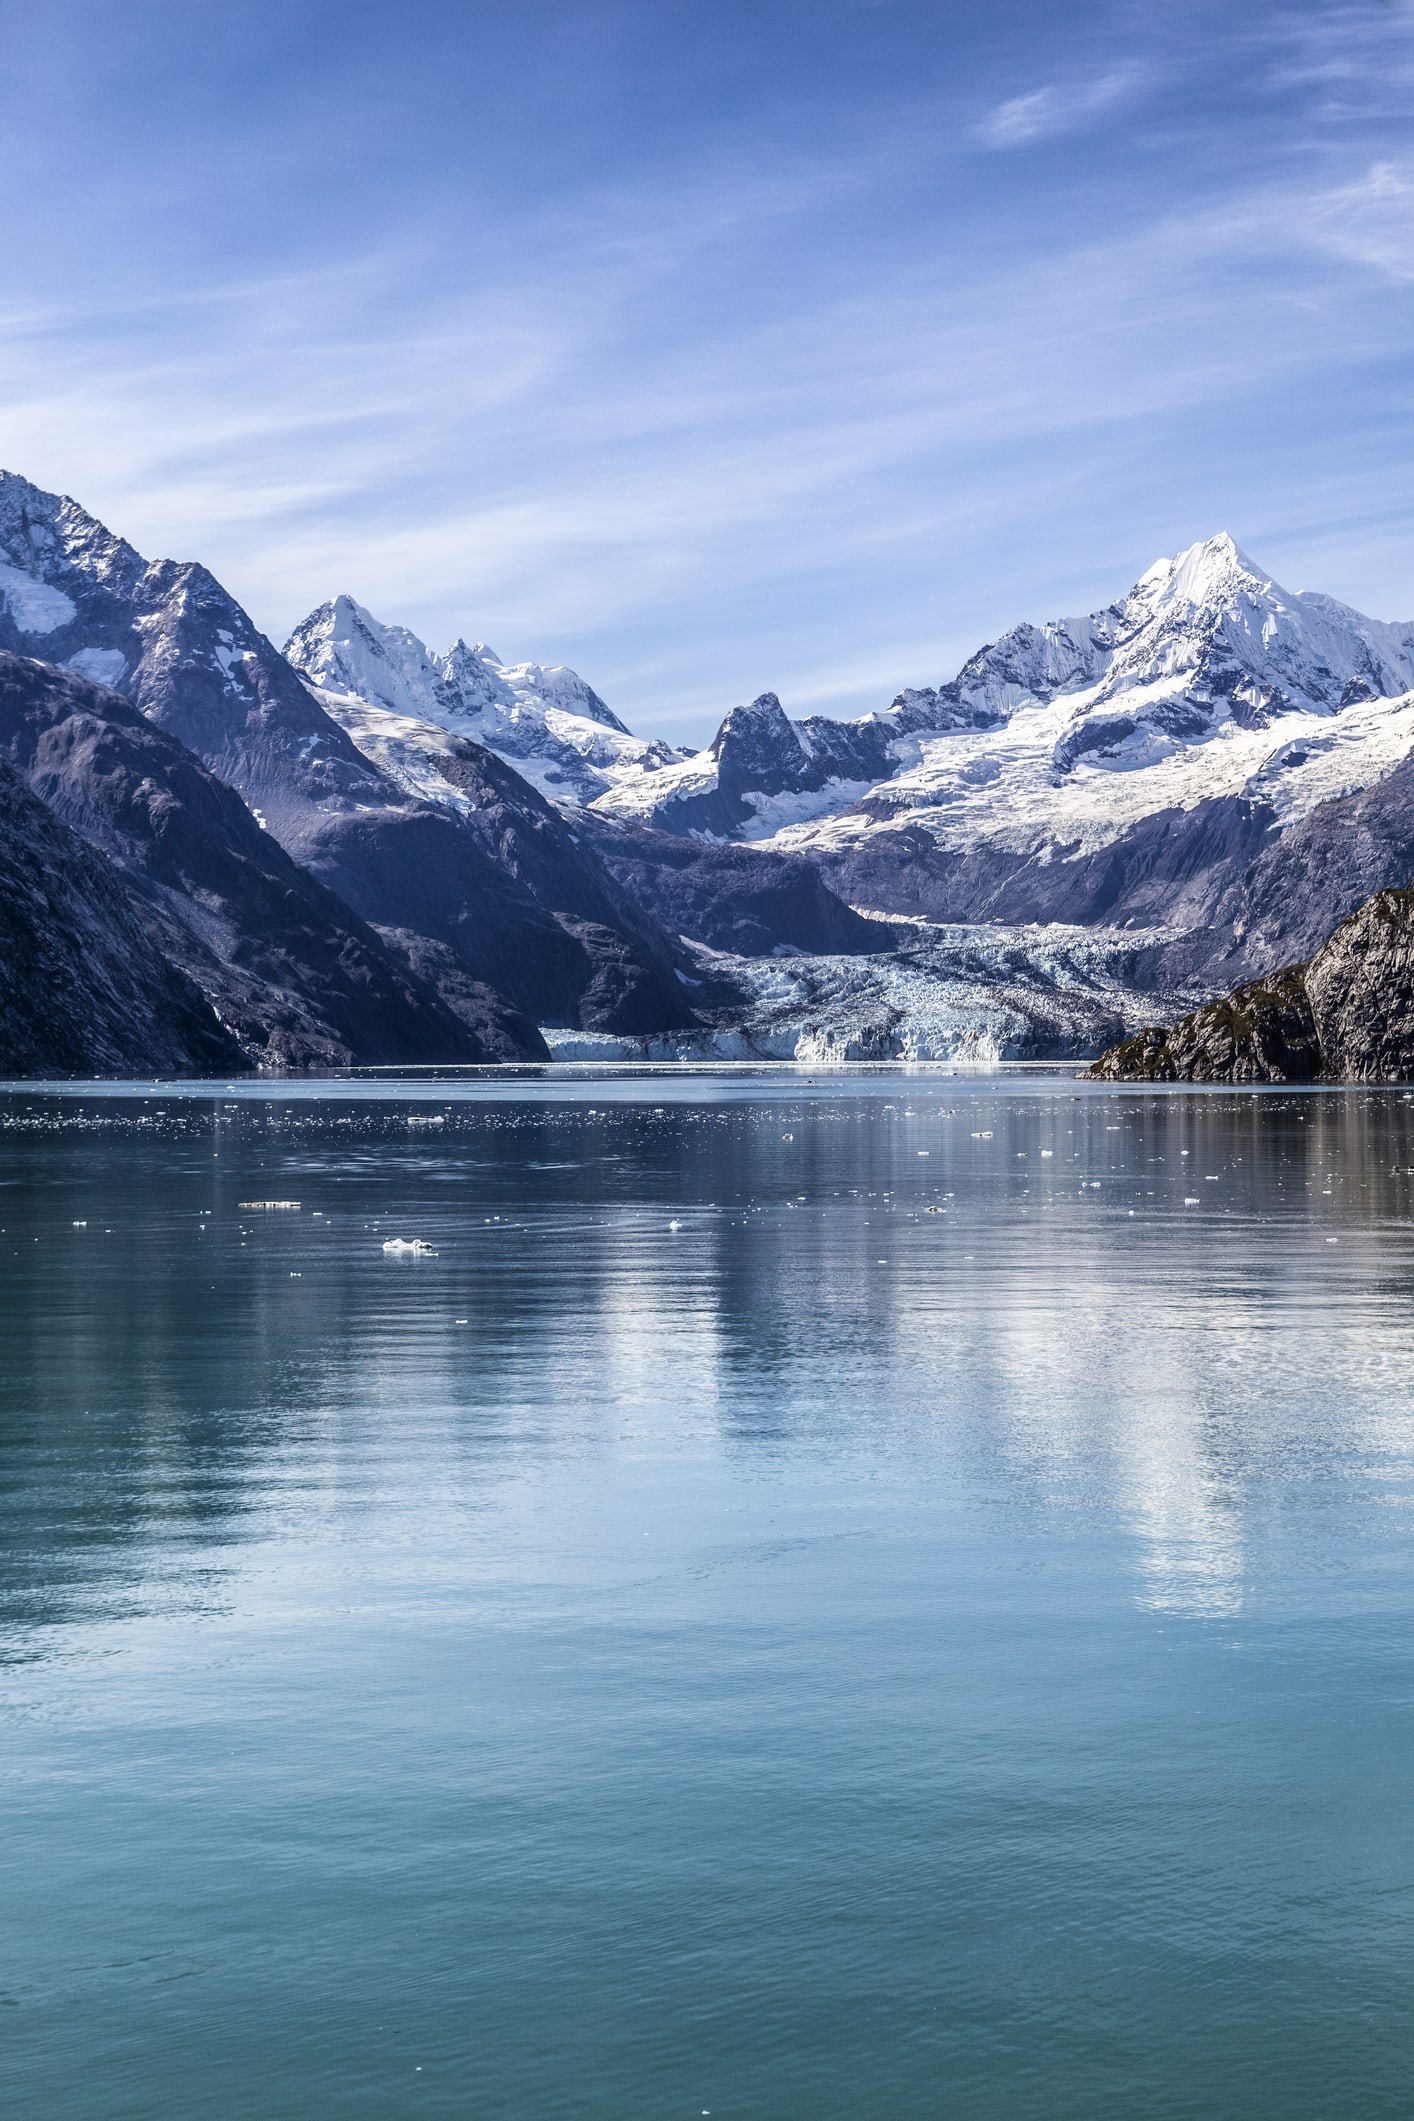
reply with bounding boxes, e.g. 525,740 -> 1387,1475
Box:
1132,530 -> 1262,607
0,471 -> 379,824
283,596 -> 682,805
283,595 -> 468,723
1092,534 -> 1414,730
0,470 -> 147,617
591,534 -> 1414,883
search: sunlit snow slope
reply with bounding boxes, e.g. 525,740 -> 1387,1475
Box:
284,595 -> 682,805
595,535 -> 1414,862
288,537 -> 1414,964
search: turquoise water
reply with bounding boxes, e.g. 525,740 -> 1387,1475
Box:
4,1074 -> 1414,2117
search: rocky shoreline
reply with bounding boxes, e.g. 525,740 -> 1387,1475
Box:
1091,886 -> 1414,1084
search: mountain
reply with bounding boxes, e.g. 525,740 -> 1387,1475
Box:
284,594 -> 682,805
0,748 -> 244,1078
10,473 -> 1414,1071
283,594 -> 896,965
589,688 -> 911,840
288,534 -> 1414,1002
0,652 -> 518,1065
303,731 -> 704,1034
0,475 -> 383,839
579,813 -> 896,958
1092,884 -> 1414,1084
1206,745 -> 1414,975
589,537 -> 1414,964
0,473 -> 701,1042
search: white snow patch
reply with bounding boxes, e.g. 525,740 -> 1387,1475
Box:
306,687 -> 476,811
0,562 -> 76,635
63,646 -> 127,688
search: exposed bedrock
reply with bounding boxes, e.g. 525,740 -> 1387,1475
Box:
0,753 -> 244,1078
1092,886 -> 1414,1083
578,815 -> 897,958
815,798 -> 1280,941
0,653 -> 501,1066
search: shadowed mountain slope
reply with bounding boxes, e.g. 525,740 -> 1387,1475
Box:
0,472 -> 700,1042
0,750 -> 244,1078
0,653 -> 524,1065
579,813 -> 897,958
1092,885 -> 1414,1084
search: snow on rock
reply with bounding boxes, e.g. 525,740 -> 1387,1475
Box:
0,560 -> 76,635
592,535 -> 1414,875
297,687 -> 476,813
0,472 -> 694,1052
283,594 -> 683,805
63,646 -> 127,687
0,469 -> 382,836
10,468 -> 1414,1058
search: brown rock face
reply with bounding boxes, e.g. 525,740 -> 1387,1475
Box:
1091,888 -> 1414,1084
1303,890 -> 1414,1081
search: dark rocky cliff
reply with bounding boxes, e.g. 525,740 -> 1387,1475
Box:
0,654 -> 524,1066
581,815 -> 896,958
301,738 -> 699,1035
1091,886 -> 1414,1083
0,475 -> 700,1043
0,753 -> 243,1078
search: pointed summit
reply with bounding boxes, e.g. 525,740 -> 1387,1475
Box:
1134,532 -> 1272,611
284,596 -> 674,804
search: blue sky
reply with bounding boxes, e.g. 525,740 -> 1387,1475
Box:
4,0 -> 1414,740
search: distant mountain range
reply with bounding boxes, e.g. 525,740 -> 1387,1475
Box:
4,467 -> 1414,1073
279,533 -> 1414,984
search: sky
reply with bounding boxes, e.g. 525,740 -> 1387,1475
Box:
3,0 -> 1414,742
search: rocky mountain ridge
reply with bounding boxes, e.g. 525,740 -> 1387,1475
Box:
592,538 -> 1414,912
294,533 -> 1414,993
9,469 -> 1414,1077
0,472 -> 709,1047
0,653 -> 511,1065
0,747 -> 244,1078
285,594 -> 682,806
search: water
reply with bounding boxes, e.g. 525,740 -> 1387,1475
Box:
4,1071 -> 1414,2118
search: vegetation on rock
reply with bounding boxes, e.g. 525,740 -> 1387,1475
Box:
1091,888 -> 1414,1083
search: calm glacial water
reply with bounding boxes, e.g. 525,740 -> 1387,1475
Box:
4,1070 -> 1414,2119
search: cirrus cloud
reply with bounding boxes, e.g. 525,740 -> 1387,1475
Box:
976,65 -> 1145,149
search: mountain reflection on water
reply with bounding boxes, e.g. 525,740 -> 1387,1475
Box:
4,1076 -> 1414,2119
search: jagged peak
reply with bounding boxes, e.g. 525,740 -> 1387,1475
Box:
0,469 -> 80,529
710,692 -> 791,754
0,469 -> 147,594
1133,532 -> 1275,609
0,467 -> 60,512
721,691 -> 786,721
286,594 -> 431,667
327,593 -> 394,643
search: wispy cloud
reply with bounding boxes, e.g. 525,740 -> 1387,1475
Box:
10,140 -> 1412,737
1308,158 -> 1414,280
7,3 -> 1414,736
1265,0 -> 1414,119
974,65 -> 1143,150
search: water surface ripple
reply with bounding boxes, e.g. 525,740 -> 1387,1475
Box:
3,1075 -> 1414,2118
